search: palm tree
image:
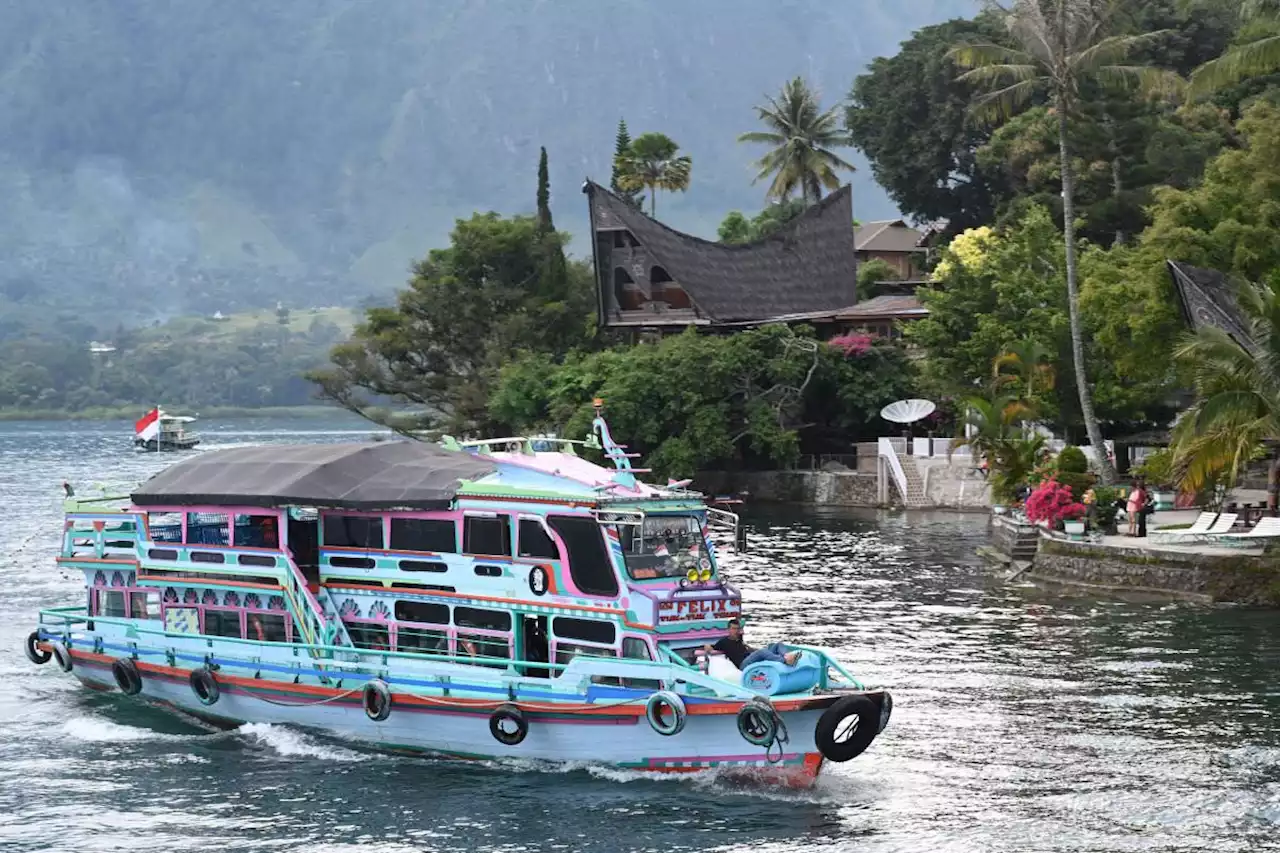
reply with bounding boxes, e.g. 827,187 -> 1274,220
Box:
613,132 -> 692,217
737,77 -> 856,205
993,337 -> 1056,413
949,0 -> 1181,486
1171,277 -> 1280,510
952,393 -> 1047,503
1190,0 -> 1280,96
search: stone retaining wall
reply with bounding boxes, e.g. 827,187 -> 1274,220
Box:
1031,538 -> 1280,605
694,470 -> 887,507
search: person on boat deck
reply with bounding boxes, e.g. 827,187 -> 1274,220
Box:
702,618 -> 801,669
248,614 -> 266,642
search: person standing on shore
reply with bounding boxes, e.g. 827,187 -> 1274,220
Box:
1126,479 -> 1146,537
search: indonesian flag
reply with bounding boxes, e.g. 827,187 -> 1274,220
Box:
654,543 -> 669,557
135,407 -> 161,442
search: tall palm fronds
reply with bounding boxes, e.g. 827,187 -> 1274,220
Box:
953,393 -> 1048,502
1190,0 -> 1280,97
614,132 -> 692,217
737,77 -> 855,205
1171,276 -> 1280,505
993,337 -> 1056,410
948,0 -> 1183,486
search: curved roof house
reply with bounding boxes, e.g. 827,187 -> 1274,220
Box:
583,181 -> 859,331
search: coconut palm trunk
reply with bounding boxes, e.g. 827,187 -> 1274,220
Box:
1056,104 -> 1115,483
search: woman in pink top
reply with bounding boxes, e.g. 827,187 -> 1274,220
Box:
1126,479 -> 1145,536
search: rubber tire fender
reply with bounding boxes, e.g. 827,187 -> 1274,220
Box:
112,658 -> 143,696
644,690 -> 687,736
736,698 -> 779,747
814,695 -> 880,762
189,667 -> 220,706
24,631 -> 51,665
489,703 -> 528,746
51,641 -> 74,673
362,679 -> 392,722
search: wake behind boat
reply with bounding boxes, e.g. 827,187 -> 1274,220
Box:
134,406 -> 200,452
30,400 -> 890,786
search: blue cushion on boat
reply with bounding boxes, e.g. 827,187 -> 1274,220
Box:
741,650 -> 821,695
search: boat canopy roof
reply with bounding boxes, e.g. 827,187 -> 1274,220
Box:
131,441 -> 498,510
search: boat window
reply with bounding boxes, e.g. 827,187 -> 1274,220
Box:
234,514 -> 280,548
100,590 -> 126,618
190,551 -> 226,564
396,624 -> 448,654
238,554 -> 278,568
394,600 -> 450,624
347,623 -> 390,650
622,637 -> 653,660
246,612 -> 288,643
186,512 -> 230,546
455,606 -> 511,632
552,617 -> 616,646
147,512 -> 183,543
463,515 -> 511,557
457,633 -> 510,668
554,642 -> 618,666
129,591 -> 161,619
518,519 -> 559,559
323,514 -> 384,549
203,609 -> 243,639
399,560 -> 447,573
616,515 -> 709,580
330,556 -> 376,570
547,516 -> 619,597
390,518 -> 457,554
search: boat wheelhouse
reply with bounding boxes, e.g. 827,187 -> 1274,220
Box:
29,405 -> 891,785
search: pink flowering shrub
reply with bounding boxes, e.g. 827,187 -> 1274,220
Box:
1025,479 -> 1086,525
828,333 -> 873,357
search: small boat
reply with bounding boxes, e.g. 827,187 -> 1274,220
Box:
28,401 -> 890,786
134,406 -> 200,452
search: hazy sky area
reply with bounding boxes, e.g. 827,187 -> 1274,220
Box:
0,0 -> 976,317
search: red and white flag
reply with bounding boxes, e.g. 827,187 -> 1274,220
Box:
135,407 -> 161,442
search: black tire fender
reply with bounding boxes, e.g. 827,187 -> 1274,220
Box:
51,641 -> 73,673
737,698 -> 779,747
489,703 -> 528,746
814,695 -> 880,762
24,631 -> 51,665
189,667 -> 220,706
112,658 -> 143,696
363,679 -> 392,722
645,690 -> 687,736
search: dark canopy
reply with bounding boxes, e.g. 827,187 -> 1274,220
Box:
131,441 -> 498,510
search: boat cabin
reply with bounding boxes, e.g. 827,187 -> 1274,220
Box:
62,427 -> 743,678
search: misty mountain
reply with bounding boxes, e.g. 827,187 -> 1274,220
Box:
0,0 -> 974,330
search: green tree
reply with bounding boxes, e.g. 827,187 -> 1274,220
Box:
609,120 -> 644,208
856,258 -> 901,300
310,213 -> 595,434
950,0 -> 1183,484
536,146 -> 553,233
738,77 -> 855,205
613,132 -> 693,217
1191,0 -> 1280,95
716,199 -> 808,244
952,392 -> 1048,503
846,15 -> 1012,234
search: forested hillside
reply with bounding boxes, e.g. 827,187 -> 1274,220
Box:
0,0 -> 971,333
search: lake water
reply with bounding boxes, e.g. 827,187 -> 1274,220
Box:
1,417 -> 1278,852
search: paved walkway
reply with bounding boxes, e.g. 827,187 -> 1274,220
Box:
1086,509 -> 1265,557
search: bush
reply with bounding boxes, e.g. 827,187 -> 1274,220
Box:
1025,479 -> 1087,526
1056,445 -> 1088,473
1133,448 -> 1173,486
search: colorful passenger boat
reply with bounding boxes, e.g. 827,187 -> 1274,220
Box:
27,403 -> 891,785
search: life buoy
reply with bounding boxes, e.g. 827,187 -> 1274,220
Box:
645,691 -> 686,736
362,679 -> 392,722
112,658 -> 143,695
24,631 -> 51,665
489,703 -> 528,746
814,695 -> 879,762
737,698 -> 778,747
189,667 -> 220,706
51,641 -> 73,673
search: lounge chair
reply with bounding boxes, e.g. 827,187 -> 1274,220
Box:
1195,512 -> 1239,541
1206,515 -> 1280,547
1150,511 -> 1217,544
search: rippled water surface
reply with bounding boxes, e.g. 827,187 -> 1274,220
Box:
2,418 -> 1279,852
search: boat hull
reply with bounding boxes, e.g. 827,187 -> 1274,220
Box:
134,437 -> 201,452
63,649 -> 884,787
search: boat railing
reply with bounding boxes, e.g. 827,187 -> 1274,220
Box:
36,607 -> 761,701
278,553 -> 337,652
62,510 -> 144,560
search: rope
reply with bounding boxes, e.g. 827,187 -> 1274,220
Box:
242,683 -> 364,707
239,678 -> 647,714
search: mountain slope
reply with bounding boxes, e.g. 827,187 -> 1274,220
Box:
0,0 -> 975,327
